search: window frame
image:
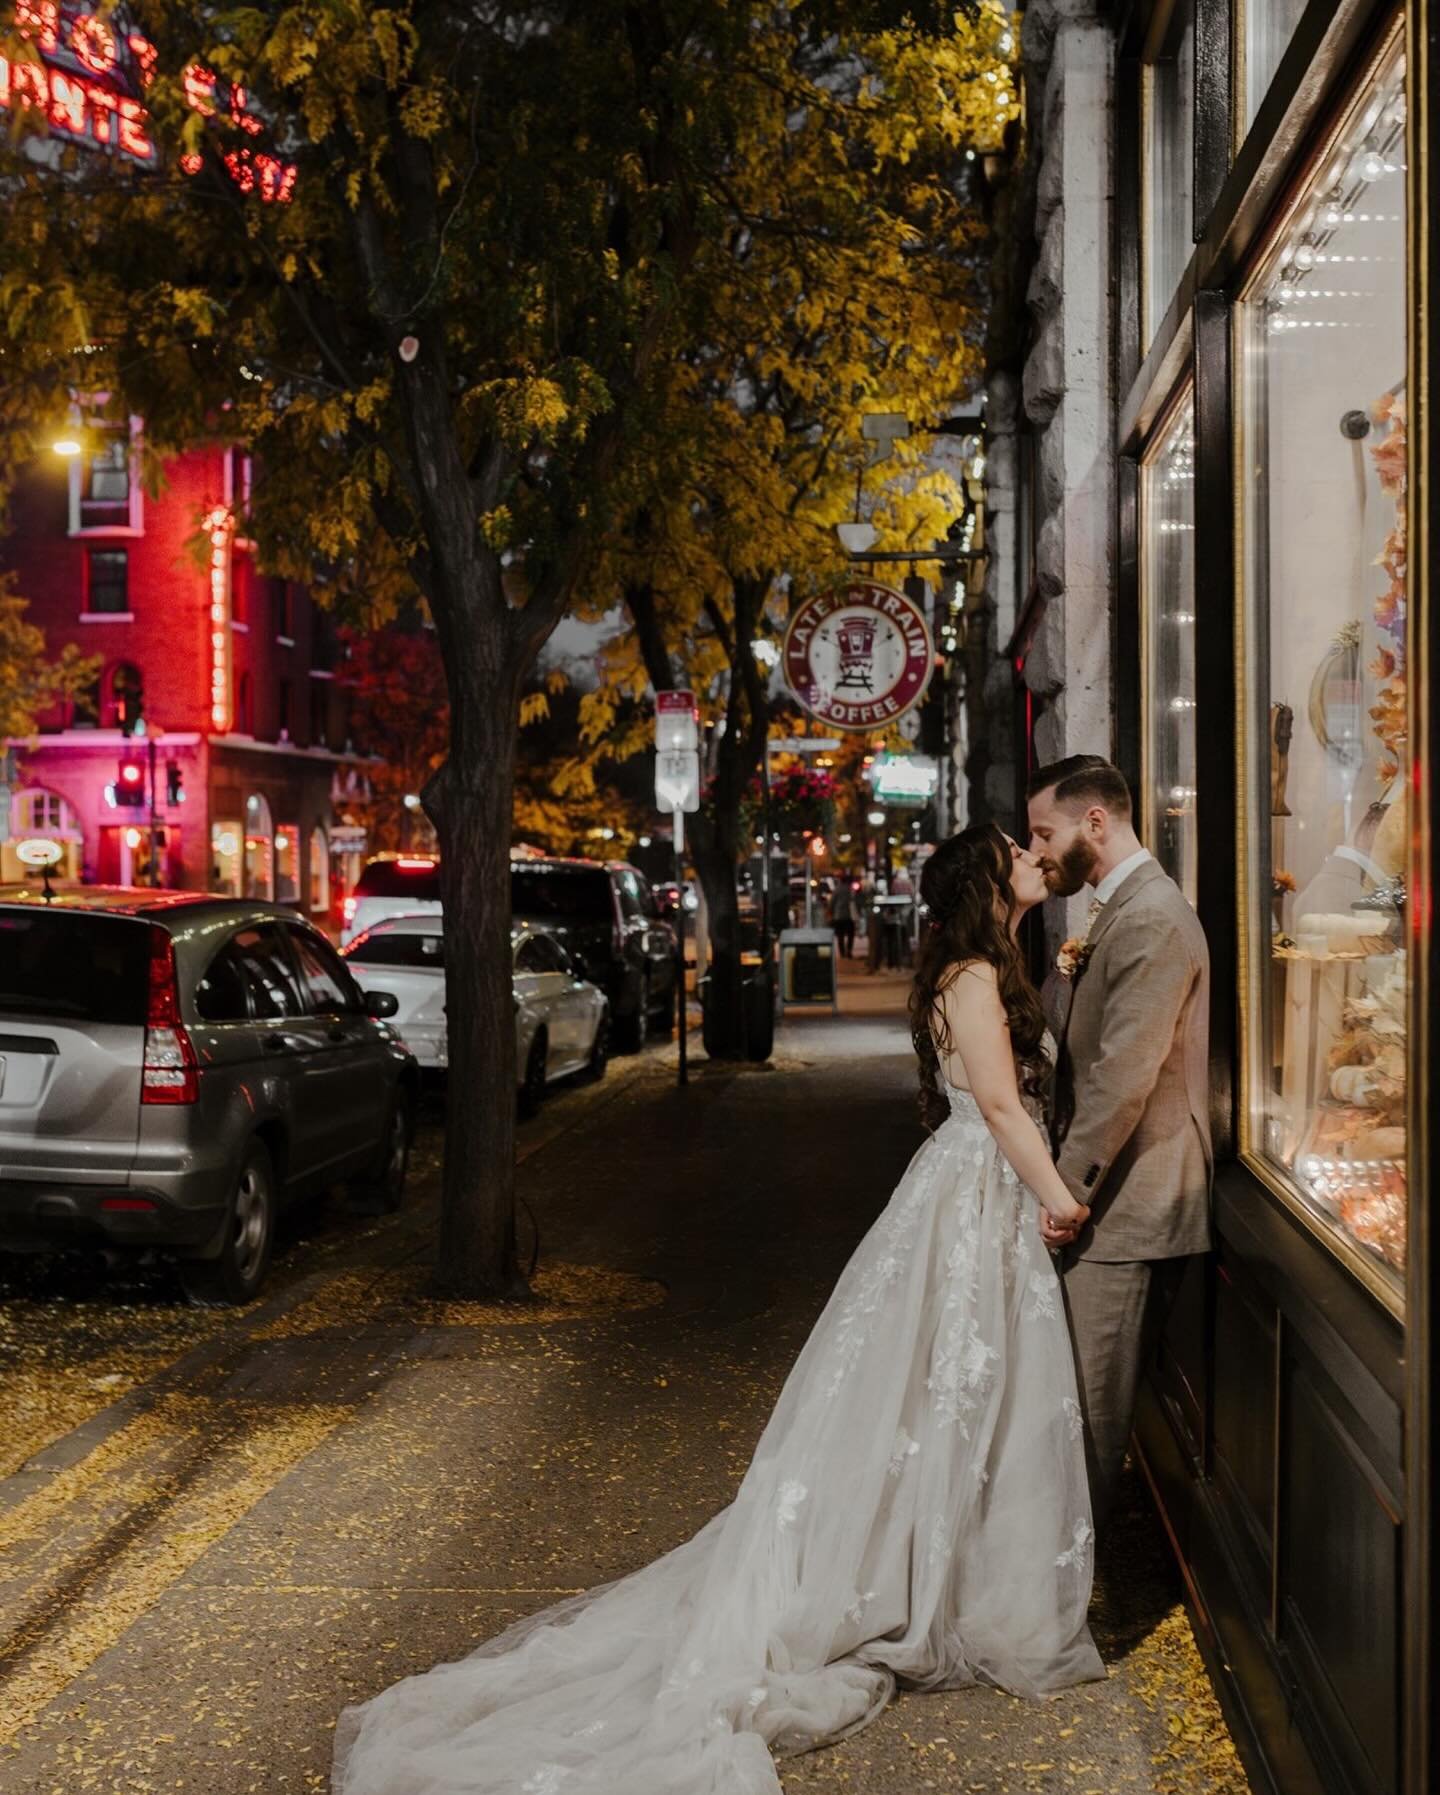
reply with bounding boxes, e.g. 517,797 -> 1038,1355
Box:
83,547 -> 131,619
1231,14 -> 1409,1317
1139,378 -> 1199,904
67,415 -> 145,537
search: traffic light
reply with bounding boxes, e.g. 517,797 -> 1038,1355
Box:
116,753 -> 146,808
165,761 -> 185,806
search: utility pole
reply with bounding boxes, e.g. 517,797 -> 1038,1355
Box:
147,733 -> 160,886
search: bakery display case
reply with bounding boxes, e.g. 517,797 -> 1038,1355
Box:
1236,27 -> 1409,1303
1140,388 -> 1197,904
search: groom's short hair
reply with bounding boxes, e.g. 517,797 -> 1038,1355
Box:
1027,755 -> 1133,818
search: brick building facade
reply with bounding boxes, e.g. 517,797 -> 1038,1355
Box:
2,428 -> 370,915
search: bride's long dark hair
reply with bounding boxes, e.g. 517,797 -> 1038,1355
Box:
908,823 -> 1049,1132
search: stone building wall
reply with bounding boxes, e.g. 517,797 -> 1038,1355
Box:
1016,0 -> 1117,775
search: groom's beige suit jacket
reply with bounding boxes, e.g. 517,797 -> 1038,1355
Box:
1052,859 -> 1213,1262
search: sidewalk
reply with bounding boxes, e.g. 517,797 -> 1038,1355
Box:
0,981 -> 1248,1794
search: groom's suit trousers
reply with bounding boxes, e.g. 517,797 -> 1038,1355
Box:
1060,1254 -> 1186,1527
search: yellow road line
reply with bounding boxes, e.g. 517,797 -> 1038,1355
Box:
0,1405 -> 348,1751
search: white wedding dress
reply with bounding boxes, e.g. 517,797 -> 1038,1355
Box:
333,1066 -> 1104,1795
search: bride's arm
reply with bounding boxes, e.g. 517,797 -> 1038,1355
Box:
936,966 -> 1090,1227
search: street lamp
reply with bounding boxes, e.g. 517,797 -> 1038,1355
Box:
51,437 -> 83,458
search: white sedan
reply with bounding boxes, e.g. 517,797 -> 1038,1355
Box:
341,914 -> 610,1109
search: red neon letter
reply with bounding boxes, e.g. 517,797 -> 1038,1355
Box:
4,55 -> 49,112
71,13 -> 118,77
127,33 -> 158,88
87,81 -> 116,142
223,148 -> 255,193
229,85 -> 263,136
48,68 -> 88,135
183,64 -> 217,117
117,96 -> 152,160
17,2 -> 60,53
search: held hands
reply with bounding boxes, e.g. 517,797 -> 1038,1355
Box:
1039,1203 -> 1088,1251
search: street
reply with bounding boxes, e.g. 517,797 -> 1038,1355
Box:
0,967 -> 1247,1794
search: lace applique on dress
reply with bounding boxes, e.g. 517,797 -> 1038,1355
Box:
886,1428 -> 920,1477
776,1480 -> 809,1528
1055,1518 -> 1094,1572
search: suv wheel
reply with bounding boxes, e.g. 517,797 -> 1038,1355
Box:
615,978 -> 648,1054
353,1091 -> 413,1213
182,1140 -> 275,1307
519,1031 -> 548,1116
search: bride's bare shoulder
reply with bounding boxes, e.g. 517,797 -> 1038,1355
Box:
937,957 -> 998,993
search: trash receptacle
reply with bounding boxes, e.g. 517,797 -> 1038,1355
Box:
743,964 -> 775,1062
698,964 -> 775,1061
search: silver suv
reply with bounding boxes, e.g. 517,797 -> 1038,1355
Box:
0,889 -> 418,1304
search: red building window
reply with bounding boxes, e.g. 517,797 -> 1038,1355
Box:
236,671 -> 253,735
81,426 -> 131,528
108,662 -> 145,733
86,548 -> 130,615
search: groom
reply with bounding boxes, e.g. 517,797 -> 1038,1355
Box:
1026,755 -> 1213,1527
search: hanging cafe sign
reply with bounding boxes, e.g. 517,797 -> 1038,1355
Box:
781,578 -> 935,733
0,1 -> 297,203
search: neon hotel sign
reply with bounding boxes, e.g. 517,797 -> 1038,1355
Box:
0,1 -> 297,202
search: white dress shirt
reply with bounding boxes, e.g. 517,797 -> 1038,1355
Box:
1092,846 -> 1153,906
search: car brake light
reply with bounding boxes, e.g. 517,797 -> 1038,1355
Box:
396,858 -> 435,871
102,1196 -> 158,1212
143,927 -> 199,1105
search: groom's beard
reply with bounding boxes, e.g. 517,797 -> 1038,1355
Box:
1043,835 -> 1100,898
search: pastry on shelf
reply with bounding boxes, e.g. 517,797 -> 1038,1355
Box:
1296,910 -> 1397,954
1340,1188 -> 1406,1269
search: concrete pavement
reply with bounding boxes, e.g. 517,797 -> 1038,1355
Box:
0,961 -> 1248,1793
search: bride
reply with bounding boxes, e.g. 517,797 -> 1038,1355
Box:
334,824 -> 1105,1795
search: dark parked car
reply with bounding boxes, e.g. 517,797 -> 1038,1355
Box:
510,858 -> 676,1052
0,889 -> 419,1304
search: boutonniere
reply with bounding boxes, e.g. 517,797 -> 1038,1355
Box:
1055,898 -> 1104,982
1055,937 -> 1095,981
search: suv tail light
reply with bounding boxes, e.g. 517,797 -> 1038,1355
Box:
143,926 -> 199,1104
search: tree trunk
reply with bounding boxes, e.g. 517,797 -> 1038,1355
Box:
424,679 -> 529,1300
692,820 -> 746,1059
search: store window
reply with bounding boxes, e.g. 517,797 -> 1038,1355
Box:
211,820 -> 242,896
1238,33 -> 1408,1298
86,548 -> 129,616
1140,390 -> 1197,904
1241,0 -> 1309,135
1143,0 -> 1196,349
275,824 -> 299,904
243,793 -> 275,898
308,825 -> 330,915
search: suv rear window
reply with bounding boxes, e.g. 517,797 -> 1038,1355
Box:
511,866 -> 612,921
353,860 -> 441,900
0,910 -> 151,1025
346,931 -> 445,968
